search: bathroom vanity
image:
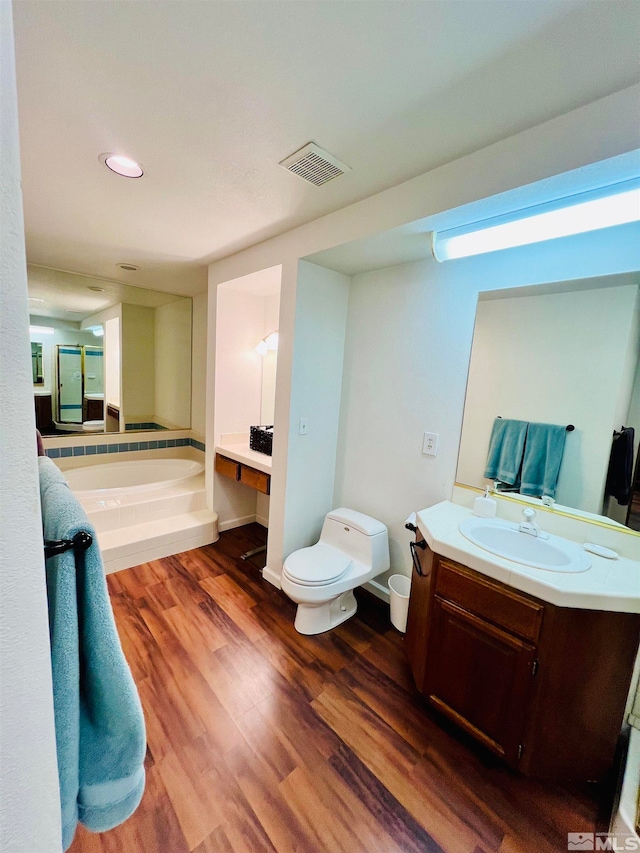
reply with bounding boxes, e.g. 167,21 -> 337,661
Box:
407,501 -> 640,782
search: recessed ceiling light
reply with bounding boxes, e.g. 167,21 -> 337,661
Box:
88,286 -> 105,292
117,263 -> 139,272
99,153 -> 144,178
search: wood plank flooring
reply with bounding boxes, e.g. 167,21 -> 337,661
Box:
68,524 -> 606,853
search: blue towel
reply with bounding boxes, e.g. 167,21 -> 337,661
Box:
520,422 -> 567,499
39,458 -> 146,850
483,418 -> 528,485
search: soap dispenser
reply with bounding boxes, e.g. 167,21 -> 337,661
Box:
473,486 -> 497,518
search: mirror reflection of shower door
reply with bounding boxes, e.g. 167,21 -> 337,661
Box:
57,345 -> 83,423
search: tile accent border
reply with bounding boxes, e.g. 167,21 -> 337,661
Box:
125,422 -> 168,431
46,437 -> 203,459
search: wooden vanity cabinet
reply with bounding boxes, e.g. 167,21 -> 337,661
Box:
405,537 -> 640,781
34,394 -> 53,432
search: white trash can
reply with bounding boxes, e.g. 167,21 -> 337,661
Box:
388,574 -> 411,632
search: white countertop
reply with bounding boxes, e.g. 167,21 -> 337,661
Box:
417,501 -> 640,613
215,443 -> 272,475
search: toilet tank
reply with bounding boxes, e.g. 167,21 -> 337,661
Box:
320,508 -> 390,573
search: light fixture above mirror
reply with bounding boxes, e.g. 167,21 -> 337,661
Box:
432,179 -> 640,262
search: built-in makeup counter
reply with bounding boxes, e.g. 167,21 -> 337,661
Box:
214,443 -> 272,475
215,443 -> 272,495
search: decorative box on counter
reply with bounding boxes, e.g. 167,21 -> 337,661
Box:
250,425 -> 273,456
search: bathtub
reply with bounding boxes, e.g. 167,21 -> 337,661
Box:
64,457 -> 204,496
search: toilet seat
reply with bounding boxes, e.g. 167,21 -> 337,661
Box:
284,543 -> 351,586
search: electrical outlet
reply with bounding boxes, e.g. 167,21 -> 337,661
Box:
422,431 -> 438,457
299,418 -> 308,435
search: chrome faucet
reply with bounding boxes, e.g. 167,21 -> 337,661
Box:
518,507 -> 549,539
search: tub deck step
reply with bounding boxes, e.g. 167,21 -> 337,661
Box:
97,509 -> 219,574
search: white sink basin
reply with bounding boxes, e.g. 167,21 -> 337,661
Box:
458,517 -> 591,573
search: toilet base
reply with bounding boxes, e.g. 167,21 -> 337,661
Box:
293,590 -> 358,635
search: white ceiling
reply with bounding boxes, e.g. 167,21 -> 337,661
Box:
12,1 -> 640,296
27,265 -> 184,322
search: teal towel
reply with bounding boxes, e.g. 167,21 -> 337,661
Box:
520,422 -> 567,499
483,418 -> 528,485
39,458 -> 146,851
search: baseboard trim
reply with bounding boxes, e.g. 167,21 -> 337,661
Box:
363,579 -> 390,603
218,514 -> 257,532
262,564 -> 282,589
255,514 -> 269,528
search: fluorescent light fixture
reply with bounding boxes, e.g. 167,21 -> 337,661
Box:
255,330 -> 279,356
29,325 -> 54,335
92,327 -> 104,337
432,179 -> 640,262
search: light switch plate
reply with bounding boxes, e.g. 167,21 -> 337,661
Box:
422,431 -> 438,456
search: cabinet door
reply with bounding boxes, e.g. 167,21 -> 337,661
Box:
424,596 -> 536,765
404,535 -> 434,692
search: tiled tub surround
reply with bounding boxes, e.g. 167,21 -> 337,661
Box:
48,431 -> 218,573
45,435 -> 205,458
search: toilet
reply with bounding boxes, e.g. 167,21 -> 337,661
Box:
281,507 -> 390,635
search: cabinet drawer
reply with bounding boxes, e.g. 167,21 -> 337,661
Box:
215,453 -> 240,481
239,465 -> 270,495
435,560 -> 543,643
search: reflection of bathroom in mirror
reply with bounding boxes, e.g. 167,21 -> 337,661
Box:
456,272 -> 640,532
259,332 -> 278,425
31,341 -> 44,385
214,267 -> 281,446
28,265 -> 193,436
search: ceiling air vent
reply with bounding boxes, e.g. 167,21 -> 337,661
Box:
279,142 -> 351,187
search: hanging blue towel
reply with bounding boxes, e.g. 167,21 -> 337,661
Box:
39,458 -> 146,851
520,422 -> 567,499
483,418 -> 528,485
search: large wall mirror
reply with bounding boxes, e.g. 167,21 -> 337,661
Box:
29,265 -> 192,436
456,271 -> 640,533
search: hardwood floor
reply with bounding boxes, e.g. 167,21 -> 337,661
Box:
69,524 -> 605,853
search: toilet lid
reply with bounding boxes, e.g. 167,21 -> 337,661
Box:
284,543 -> 351,586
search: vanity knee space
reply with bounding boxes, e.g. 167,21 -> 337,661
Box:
405,536 -> 640,782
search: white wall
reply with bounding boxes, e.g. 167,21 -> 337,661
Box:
208,87 -> 640,585
104,315 -> 121,410
214,284 -> 265,528
457,283 -> 639,514
260,293 -> 280,425
334,224 -> 640,584
121,304 -> 155,424
154,298 -> 192,429
279,261 -> 350,563
0,3 -> 62,849
191,292 -> 207,437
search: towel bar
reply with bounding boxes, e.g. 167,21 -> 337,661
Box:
497,416 -> 574,432
44,530 -> 92,560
